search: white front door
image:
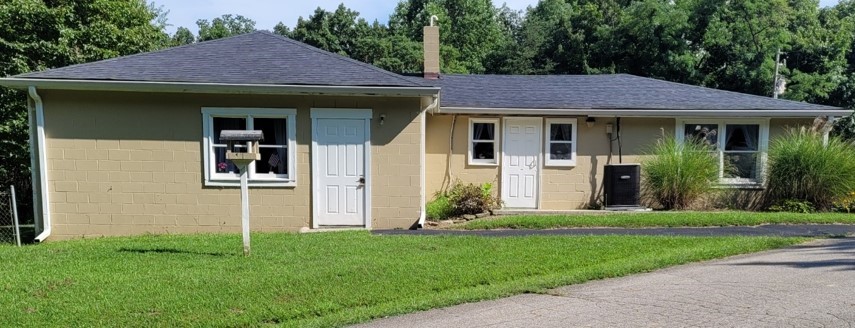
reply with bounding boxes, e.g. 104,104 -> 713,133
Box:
502,117 -> 541,208
314,117 -> 368,226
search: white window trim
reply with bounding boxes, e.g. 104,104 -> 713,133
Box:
675,118 -> 770,186
468,117 -> 500,166
201,107 -> 297,187
544,118 -> 578,167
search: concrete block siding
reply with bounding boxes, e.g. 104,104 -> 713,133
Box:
42,90 -> 424,239
426,114 -> 812,210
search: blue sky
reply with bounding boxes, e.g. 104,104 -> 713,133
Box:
150,0 -> 842,35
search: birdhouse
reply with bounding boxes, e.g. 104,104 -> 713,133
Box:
219,130 -> 264,164
218,129 -> 264,257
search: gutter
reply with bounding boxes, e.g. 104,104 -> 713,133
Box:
29,86 -> 51,242
0,78 -> 441,98
436,106 -> 852,118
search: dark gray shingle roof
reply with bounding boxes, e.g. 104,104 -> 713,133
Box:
427,74 -> 840,111
18,31 -> 427,87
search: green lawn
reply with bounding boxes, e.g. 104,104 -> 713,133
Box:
455,211 -> 855,230
0,232 -> 802,327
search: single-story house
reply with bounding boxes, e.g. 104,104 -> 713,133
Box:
0,26 -> 849,241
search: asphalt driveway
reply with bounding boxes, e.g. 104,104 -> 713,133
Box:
374,224 -> 855,237
357,237 -> 855,327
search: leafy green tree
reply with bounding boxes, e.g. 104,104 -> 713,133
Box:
283,4 -> 424,73
273,22 -> 291,36
824,0 -> 855,109
389,0 -> 513,73
170,26 -> 196,46
0,0 -> 167,221
289,5 -> 370,56
196,14 -> 256,41
609,0 -> 697,82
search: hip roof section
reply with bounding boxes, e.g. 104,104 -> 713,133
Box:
17,31 -> 428,88
429,74 -> 840,111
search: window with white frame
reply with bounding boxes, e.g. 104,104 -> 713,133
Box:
202,108 -> 297,186
678,119 -> 768,185
545,118 -> 577,166
469,118 -> 499,165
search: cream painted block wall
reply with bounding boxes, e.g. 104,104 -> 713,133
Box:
425,115 -> 500,197
42,90 -> 423,239
426,114 -> 815,210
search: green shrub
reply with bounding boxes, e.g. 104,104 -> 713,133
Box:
448,182 -> 500,216
765,127 -> 855,211
426,194 -> 454,221
768,199 -> 815,213
833,191 -> 855,213
641,135 -> 719,210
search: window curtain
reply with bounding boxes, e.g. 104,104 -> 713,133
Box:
273,119 -> 287,174
551,124 -> 571,141
725,125 -> 758,151
473,123 -> 493,140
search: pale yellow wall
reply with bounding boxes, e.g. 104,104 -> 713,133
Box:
425,115 -> 500,196
426,115 -> 817,210
769,118 -> 814,140
541,117 -> 673,209
41,90 -> 423,239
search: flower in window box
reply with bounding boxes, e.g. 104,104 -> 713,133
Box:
217,162 -> 228,173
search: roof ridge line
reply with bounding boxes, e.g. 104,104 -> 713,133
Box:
256,31 -> 425,87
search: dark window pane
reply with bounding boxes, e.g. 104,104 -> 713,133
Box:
472,142 -> 495,160
684,124 -> 719,149
550,143 -> 573,160
724,152 -> 758,179
213,117 -> 246,144
256,147 -> 288,175
550,124 -> 572,141
254,118 -> 287,146
725,124 -> 759,151
472,123 -> 494,141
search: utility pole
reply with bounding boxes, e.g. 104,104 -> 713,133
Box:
773,49 -> 784,99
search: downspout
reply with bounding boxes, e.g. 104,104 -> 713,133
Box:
417,96 -> 439,229
27,90 -> 41,236
29,86 -> 51,242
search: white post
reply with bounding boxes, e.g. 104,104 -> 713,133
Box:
10,186 -> 20,247
239,164 -> 251,256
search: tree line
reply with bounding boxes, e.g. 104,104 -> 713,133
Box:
1,0 -> 855,217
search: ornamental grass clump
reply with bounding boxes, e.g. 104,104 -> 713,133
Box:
642,135 -> 719,210
765,125 -> 855,211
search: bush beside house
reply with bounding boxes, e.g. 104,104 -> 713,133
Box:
764,125 -> 855,212
427,182 -> 500,221
641,136 -> 720,210
641,121 -> 855,213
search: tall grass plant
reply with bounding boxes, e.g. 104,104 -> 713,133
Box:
765,126 -> 855,210
642,136 -> 719,210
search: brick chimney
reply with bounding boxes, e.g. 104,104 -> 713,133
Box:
423,16 -> 440,79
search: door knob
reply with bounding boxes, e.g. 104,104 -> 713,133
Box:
358,177 -> 365,184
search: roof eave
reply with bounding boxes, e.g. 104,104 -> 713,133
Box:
435,106 -> 851,118
0,78 -> 441,97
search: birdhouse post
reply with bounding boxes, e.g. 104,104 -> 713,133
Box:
220,130 -> 264,256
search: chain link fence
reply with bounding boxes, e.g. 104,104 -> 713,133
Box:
0,186 -> 21,246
